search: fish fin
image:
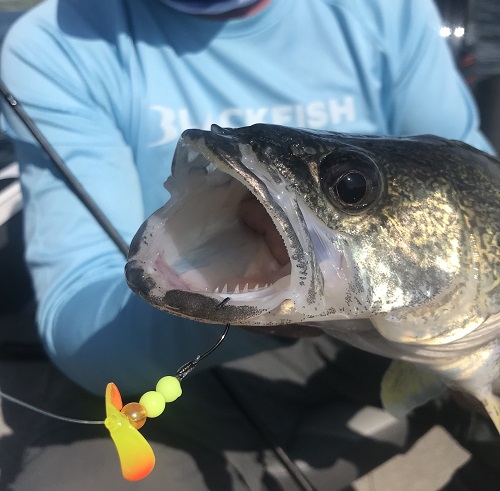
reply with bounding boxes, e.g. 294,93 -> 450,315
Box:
477,394 -> 500,434
381,360 -> 446,418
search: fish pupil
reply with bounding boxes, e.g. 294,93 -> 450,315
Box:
336,171 -> 367,204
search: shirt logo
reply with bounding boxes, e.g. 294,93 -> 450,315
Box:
149,96 -> 356,147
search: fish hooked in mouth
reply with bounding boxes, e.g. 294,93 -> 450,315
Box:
126,124 -> 352,325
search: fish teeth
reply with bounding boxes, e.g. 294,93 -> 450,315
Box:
213,282 -> 271,294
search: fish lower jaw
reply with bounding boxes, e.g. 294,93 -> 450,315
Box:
127,251 -> 295,310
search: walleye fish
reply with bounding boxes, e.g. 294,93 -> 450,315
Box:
126,124 -> 500,430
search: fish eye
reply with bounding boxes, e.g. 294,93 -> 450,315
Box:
320,151 -> 382,212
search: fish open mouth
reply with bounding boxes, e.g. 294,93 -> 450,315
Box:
125,126 -> 316,323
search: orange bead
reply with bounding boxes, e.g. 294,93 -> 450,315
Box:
121,402 -> 147,429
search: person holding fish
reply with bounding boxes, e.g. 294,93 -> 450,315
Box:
1,0 -> 497,489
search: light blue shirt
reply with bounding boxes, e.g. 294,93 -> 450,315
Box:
1,0 -> 492,394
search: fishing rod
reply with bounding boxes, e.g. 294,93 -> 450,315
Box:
0,79 -> 129,257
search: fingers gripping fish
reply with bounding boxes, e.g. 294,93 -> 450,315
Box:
126,124 -> 500,431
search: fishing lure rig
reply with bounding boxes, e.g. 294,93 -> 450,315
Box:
0,319 -> 230,481
103,320 -> 230,481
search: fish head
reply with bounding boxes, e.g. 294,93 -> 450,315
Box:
126,124 -> 497,342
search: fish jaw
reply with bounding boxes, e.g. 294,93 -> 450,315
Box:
126,125 -> 354,325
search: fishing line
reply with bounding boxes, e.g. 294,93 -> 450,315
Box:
0,390 -> 105,425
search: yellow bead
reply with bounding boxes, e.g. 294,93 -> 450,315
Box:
139,391 -> 166,418
120,402 -> 147,429
156,376 -> 182,403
